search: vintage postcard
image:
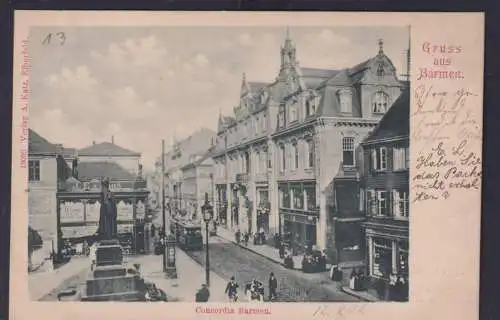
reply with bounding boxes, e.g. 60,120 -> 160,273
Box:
11,11 -> 483,320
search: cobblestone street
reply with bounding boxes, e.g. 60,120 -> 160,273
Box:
185,236 -> 361,302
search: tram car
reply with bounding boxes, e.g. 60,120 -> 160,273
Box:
177,221 -> 203,251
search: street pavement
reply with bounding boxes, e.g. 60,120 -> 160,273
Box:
185,236 -> 361,302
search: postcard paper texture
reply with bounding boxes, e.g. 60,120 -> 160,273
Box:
11,11 -> 483,320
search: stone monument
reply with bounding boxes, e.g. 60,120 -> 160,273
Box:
81,178 -> 146,301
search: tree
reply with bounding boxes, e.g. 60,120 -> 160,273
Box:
28,226 -> 43,271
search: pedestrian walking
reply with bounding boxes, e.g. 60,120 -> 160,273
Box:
195,284 -> 210,302
279,242 -> 285,259
244,231 -> 250,246
268,272 -> 278,301
225,276 -> 239,302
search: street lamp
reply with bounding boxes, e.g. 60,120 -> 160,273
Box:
201,192 -> 213,287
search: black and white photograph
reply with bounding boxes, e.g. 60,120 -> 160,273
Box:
25,24 -> 412,303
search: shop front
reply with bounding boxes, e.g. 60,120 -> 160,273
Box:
364,225 -> 409,300
256,187 -> 270,234
281,211 -> 318,254
56,178 -> 149,254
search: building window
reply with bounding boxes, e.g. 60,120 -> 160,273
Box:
28,160 -> 40,181
376,190 -> 387,216
372,238 -> 393,277
262,114 -> 267,132
377,63 -> 385,77
305,185 -> 316,211
305,99 -> 312,117
371,147 -> 388,171
292,186 -> 303,209
373,91 -> 390,113
278,105 -> 286,127
305,139 -> 315,168
392,190 -> 409,218
292,142 -> 299,169
289,100 -> 298,123
342,137 -> 355,166
359,188 -> 365,211
255,151 -> 260,173
339,91 -> 352,113
279,185 -> 290,208
393,147 -> 409,170
279,144 -> 286,172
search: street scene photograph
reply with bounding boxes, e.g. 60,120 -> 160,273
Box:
27,25 -> 411,303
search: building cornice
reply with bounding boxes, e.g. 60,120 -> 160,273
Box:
361,135 -> 409,146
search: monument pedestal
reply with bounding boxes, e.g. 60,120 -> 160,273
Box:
81,239 -> 145,301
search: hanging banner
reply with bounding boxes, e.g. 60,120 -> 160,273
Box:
136,200 -> 145,219
85,201 -> 100,222
60,201 -> 84,223
116,200 -> 133,221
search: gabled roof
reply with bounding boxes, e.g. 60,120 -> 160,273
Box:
362,88 -> 410,144
78,142 -> 140,157
29,129 -> 57,155
76,161 -> 136,181
301,67 -> 340,79
248,82 -> 269,93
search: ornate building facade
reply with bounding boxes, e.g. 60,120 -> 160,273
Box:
212,31 -> 406,263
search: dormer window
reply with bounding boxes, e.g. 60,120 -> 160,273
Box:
278,104 -> 286,128
338,89 -> 353,114
377,63 -> 385,77
373,91 -> 390,114
289,98 -> 298,123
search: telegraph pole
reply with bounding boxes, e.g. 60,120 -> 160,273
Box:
161,139 -> 167,272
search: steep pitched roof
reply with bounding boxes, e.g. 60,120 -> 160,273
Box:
362,88 -> 410,144
78,142 -> 140,157
28,129 -> 57,155
248,82 -> 269,93
77,161 -> 136,181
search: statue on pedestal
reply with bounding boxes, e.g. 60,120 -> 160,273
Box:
97,178 -> 118,240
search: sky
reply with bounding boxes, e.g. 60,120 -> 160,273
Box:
28,26 -> 409,170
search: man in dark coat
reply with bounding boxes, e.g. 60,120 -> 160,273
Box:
268,272 -> 278,300
195,284 -> 210,302
225,276 -> 239,301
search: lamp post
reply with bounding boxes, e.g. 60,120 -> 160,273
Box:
201,192 -> 213,287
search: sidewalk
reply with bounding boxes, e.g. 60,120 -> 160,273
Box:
217,227 -> 303,269
341,286 -> 379,302
29,256 -> 90,301
131,250 -> 227,302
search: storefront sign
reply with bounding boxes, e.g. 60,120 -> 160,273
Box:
66,180 -> 146,192
85,201 -> 100,222
136,200 -> 145,219
61,225 -> 97,238
117,200 -> 133,221
117,224 -> 133,234
60,201 -> 84,223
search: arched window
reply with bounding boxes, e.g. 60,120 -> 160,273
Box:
373,91 -> 390,113
279,144 -> 286,171
377,63 -> 385,77
292,142 -> 299,169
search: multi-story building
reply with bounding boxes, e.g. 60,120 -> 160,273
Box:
212,31 -> 405,262
77,136 -> 141,175
180,153 -> 215,221
360,89 -> 409,286
156,128 -> 216,216
28,129 -> 74,266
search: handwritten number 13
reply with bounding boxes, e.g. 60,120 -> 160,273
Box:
42,32 -> 66,46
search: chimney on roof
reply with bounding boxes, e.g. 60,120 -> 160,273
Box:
55,144 -> 63,154
111,135 -> 115,144
92,141 -> 96,145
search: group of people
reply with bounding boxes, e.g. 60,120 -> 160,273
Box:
235,228 -> 267,247
223,273 -> 278,302
388,273 -> 409,301
349,268 -> 367,291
